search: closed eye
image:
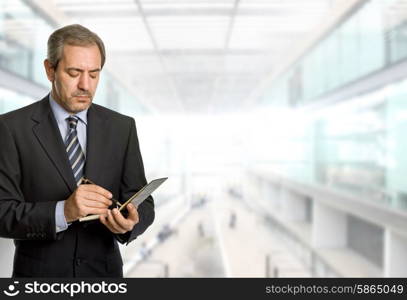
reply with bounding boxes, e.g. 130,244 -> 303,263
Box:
68,70 -> 80,77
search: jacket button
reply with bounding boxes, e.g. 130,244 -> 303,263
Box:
75,258 -> 81,266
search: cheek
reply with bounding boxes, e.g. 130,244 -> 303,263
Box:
61,80 -> 77,96
54,80 -> 65,95
55,76 -> 75,95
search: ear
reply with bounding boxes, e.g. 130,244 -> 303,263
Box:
44,59 -> 55,82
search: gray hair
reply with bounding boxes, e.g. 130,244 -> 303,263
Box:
47,24 -> 106,69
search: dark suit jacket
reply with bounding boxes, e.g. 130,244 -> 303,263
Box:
0,95 -> 155,277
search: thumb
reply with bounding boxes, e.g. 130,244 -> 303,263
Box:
127,203 -> 139,222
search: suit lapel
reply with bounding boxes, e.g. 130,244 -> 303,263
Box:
32,97 -> 77,192
84,104 -> 108,184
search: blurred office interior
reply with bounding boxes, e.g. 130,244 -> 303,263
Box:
1,0 -> 407,277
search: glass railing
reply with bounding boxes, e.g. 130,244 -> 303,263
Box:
262,0 -> 406,107
251,76 -> 407,211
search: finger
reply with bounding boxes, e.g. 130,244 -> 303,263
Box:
100,214 -> 120,234
84,207 -> 109,216
126,204 -> 139,224
82,191 -> 112,206
112,208 -> 134,231
99,214 -> 107,225
107,210 -> 126,234
83,198 -> 111,209
81,184 -> 113,199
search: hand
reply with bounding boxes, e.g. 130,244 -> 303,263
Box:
99,203 -> 139,234
64,184 -> 113,223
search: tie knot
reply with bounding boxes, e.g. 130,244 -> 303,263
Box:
67,116 -> 79,129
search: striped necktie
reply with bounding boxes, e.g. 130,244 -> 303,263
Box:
65,116 -> 85,186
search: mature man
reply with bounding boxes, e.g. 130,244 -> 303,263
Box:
0,24 -> 154,277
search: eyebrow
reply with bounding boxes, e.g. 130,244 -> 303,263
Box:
66,67 -> 101,73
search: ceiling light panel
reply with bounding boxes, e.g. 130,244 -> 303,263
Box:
149,16 -> 229,49
229,16 -> 314,49
55,0 -> 139,18
239,0 -> 331,10
79,17 -> 154,50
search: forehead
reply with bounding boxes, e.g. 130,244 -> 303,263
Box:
60,44 -> 101,68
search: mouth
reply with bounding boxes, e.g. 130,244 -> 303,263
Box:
74,95 -> 91,101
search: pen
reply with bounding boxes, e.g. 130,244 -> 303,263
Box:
80,177 -> 122,207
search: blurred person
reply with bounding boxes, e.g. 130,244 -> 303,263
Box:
197,222 -> 205,237
0,24 -> 154,277
139,242 -> 151,260
229,211 -> 236,229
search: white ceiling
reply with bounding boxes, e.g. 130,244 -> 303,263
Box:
54,0 -> 339,113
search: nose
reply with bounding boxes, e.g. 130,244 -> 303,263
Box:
78,73 -> 90,91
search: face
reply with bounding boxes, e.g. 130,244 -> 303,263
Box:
44,44 -> 102,113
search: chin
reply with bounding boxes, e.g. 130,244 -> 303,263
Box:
69,102 -> 91,113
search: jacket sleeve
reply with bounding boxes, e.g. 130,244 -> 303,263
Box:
115,118 -> 155,245
0,118 -> 57,240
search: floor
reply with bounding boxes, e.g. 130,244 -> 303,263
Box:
122,190 -> 311,277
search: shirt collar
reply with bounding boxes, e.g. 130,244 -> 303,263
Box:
49,93 -> 88,125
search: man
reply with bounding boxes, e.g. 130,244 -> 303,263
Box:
0,24 -> 154,277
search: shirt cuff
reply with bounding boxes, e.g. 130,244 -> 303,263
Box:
55,200 -> 69,233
